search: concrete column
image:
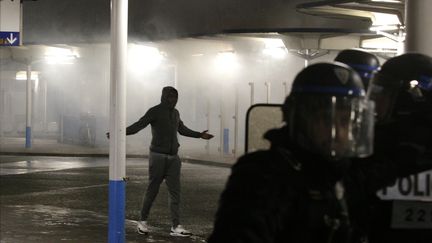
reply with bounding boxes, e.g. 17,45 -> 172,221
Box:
304,49 -> 310,67
43,78 -> 47,131
233,88 -> 238,156
206,100 -> 210,155
405,0 -> 432,55
172,65 -> 178,88
219,102 -> 223,156
248,82 -> 254,106
265,82 -> 271,103
25,64 -> 32,148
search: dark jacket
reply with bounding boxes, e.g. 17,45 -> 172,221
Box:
208,126 -> 421,243
209,123 -> 432,243
358,116 -> 432,243
208,126 -> 366,243
126,100 -> 201,155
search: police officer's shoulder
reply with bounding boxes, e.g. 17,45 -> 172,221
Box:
232,150 -> 287,174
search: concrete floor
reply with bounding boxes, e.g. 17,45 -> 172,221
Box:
0,155 -> 231,243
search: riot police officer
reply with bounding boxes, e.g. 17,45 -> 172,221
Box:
208,62 -> 376,243
335,49 -> 380,88
362,53 -> 432,243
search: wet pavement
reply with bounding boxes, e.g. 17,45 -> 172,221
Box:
0,155 -> 231,242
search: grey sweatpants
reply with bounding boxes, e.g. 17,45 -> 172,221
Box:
140,151 -> 181,227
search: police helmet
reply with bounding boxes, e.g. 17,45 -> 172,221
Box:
335,49 -> 380,88
283,62 -> 374,159
368,53 -> 432,123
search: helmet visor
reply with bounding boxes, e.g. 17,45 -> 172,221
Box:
288,95 -> 374,159
367,72 -> 400,123
368,73 -> 432,122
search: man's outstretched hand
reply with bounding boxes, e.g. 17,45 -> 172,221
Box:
200,130 -> 214,140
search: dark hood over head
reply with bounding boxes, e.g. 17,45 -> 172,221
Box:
161,86 -> 178,109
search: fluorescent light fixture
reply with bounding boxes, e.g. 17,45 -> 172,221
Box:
371,0 -> 400,2
128,44 -> 164,71
216,51 -> 236,63
263,38 -> 285,48
371,12 -> 401,26
263,47 -> 287,59
214,50 -> 238,70
262,38 -> 287,59
361,36 -> 398,50
369,25 -> 400,31
44,47 -> 78,64
216,50 -> 235,59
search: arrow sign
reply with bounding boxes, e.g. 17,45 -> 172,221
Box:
0,31 -> 20,46
6,33 -> 17,44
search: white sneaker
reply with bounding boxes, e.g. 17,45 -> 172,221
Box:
170,225 -> 192,237
137,221 -> 149,235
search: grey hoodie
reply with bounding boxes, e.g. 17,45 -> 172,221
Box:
126,87 -> 201,155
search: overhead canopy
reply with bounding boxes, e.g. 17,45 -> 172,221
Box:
1,0 -> 406,64
297,0 -> 404,25
22,0 -> 374,44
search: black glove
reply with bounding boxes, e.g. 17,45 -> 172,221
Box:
374,112 -> 432,176
395,112 -> 432,149
375,112 -> 432,152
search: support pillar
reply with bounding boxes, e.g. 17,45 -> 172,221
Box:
233,88 -> 238,156
265,82 -> 271,103
405,0 -> 432,55
25,64 -> 32,148
108,0 -> 128,242
248,82 -> 254,106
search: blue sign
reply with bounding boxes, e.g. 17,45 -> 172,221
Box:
0,31 -> 20,46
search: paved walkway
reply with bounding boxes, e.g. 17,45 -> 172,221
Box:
0,137 -> 238,242
0,155 -> 231,243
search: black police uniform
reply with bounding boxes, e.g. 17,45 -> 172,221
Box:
362,53 -> 432,243
360,113 -> 432,243
208,126 -> 385,243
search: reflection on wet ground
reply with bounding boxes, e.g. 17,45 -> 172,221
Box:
1,205 -> 207,243
0,156 -> 142,175
0,156 -> 230,242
